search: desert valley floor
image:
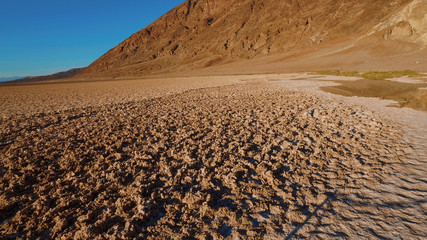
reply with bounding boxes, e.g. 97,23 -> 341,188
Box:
0,74 -> 426,239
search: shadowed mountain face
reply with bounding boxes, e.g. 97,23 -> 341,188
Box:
78,0 -> 425,78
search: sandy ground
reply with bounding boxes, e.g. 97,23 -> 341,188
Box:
0,74 -> 426,239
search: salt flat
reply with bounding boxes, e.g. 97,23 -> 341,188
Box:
0,75 -> 426,239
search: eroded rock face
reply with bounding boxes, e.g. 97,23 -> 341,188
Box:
383,0 -> 427,44
0,83 -> 410,239
78,0 -> 413,78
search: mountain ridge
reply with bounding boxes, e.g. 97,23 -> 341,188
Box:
9,0 -> 422,82
1,68 -> 84,84
73,0 -> 427,79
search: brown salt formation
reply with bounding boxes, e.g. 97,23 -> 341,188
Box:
1,81 -> 419,239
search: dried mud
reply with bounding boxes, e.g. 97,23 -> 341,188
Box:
1,79 -> 422,239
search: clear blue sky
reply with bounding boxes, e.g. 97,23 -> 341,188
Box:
0,0 -> 184,78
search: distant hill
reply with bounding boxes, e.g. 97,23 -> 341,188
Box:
3,68 -> 85,84
76,0 -> 426,79
0,76 -> 26,82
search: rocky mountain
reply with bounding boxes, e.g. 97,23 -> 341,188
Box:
77,0 -> 426,78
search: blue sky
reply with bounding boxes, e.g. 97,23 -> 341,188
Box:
0,0 -> 184,78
